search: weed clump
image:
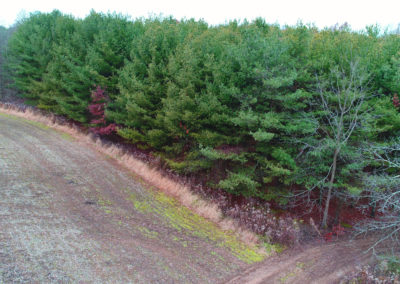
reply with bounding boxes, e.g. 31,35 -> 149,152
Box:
224,199 -> 301,246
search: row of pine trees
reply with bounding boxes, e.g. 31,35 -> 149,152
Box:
4,11 -> 400,216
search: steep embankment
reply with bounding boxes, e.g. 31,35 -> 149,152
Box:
0,112 -> 266,283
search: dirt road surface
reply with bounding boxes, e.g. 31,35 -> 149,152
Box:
0,111 -> 375,283
0,113 -> 262,283
226,238 -> 375,284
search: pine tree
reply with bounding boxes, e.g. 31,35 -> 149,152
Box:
7,11 -> 63,104
114,18 -> 187,148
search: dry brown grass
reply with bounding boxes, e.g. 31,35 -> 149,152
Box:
0,103 -> 263,249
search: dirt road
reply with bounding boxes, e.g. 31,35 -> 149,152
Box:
226,238 -> 375,284
0,113 -> 263,283
0,111 -> 375,283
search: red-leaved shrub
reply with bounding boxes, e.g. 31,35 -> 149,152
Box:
88,86 -> 117,135
393,94 -> 400,109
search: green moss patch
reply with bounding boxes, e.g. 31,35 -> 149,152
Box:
127,188 -> 270,264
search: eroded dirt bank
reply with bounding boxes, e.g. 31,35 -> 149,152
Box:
0,113 -> 263,283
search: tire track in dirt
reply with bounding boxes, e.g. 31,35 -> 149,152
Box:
226,238 -> 375,284
0,113 -> 261,283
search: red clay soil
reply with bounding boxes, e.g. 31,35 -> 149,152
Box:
283,192 -> 376,229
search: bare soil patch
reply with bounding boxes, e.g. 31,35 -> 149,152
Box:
226,237 -> 376,284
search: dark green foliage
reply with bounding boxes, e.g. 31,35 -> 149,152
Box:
0,25 -> 17,100
114,18 -> 184,145
5,11 -> 400,203
7,11 -> 63,104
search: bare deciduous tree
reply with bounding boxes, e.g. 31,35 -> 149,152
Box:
293,60 -> 369,228
317,60 -> 368,228
355,140 -> 400,255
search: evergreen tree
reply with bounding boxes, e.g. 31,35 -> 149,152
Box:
7,11 -> 63,104
114,18 -> 190,148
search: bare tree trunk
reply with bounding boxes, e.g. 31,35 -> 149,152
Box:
334,197 -> 344,225
322,109 -> 343,228
369,198 -> 376,218
322,147 -> 339,228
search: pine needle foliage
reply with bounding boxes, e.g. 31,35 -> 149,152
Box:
6,11 -> 400,206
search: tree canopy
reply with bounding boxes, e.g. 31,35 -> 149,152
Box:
4,11 -> 400,226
